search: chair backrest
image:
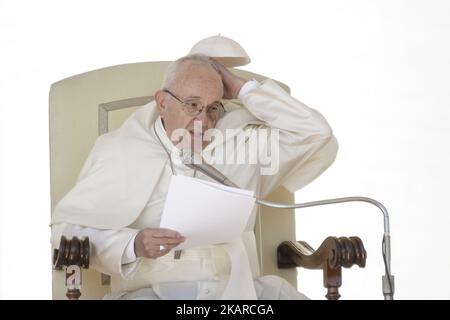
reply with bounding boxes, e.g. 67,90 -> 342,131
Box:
49,61 -> 298,299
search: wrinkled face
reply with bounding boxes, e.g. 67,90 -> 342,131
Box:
155,62 -> 223,150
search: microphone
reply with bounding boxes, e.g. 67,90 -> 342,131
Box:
181,150 -> 239,188
180,150 -> 395,300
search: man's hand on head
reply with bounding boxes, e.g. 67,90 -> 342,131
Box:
211,59 -> 247,100
134,228 -> 185,259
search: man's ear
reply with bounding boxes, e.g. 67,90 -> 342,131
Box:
154,90 -> 166,116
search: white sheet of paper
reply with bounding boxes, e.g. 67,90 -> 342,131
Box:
159,175 -> 256,250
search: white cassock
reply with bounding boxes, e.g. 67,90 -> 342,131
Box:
51,79 -> 338,300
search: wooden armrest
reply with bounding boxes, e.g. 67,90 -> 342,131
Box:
278,237 -> 366,300
53,236 -> 90,300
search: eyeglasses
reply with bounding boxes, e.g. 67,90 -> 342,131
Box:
162,89 -> 225,122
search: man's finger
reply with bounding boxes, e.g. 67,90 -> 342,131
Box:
154,246 -> 174,258
154,237 -> 185,245
150,228 -> 183,238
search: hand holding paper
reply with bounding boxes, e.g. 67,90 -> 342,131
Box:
159,175 -> 256,250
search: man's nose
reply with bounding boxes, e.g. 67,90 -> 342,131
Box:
194,108 -> 209,123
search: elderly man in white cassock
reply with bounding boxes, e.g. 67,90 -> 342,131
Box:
51,51 -> 338,299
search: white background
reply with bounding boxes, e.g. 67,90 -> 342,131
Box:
1,0 -> 449,299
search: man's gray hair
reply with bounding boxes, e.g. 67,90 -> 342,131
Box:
162,54 -> 218,89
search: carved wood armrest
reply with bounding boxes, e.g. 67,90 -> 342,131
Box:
278,237 -> 366,300
53,236 -> 90,300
